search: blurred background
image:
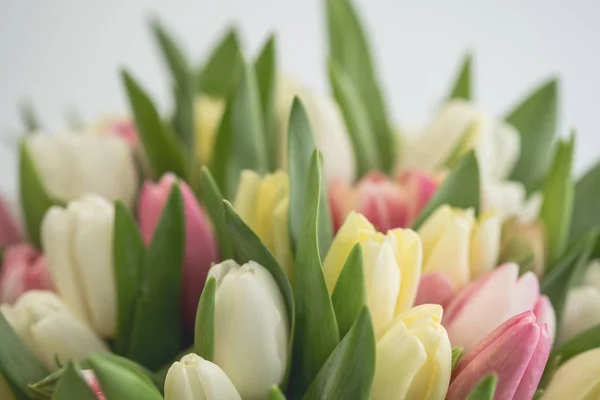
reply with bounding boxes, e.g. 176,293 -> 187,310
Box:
1,0 -> 599,196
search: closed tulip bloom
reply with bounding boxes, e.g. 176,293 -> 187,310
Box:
138,173 -> 219,331
26,132 -> 137,208
447,311 -> 550,400
208,260 -> 288,399
0,196 -> 21,247
443,263 -> 555,351
499,217 -> 546,276
165,353 -> 241,400
234,170 -> 293,281
41,194 -> 117,337
372,304 -> 451,400
542,348 -> 600,399
194,96 -> 225,163
0,291 -> 107,370
0,243 -> 54,304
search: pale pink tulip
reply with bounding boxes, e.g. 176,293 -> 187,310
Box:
414,272 -> 456,308
102,118 -> 138,147
0,243 -> 54,304
82,370 -> 106,400
447,311 -> 550,400
138,173 -> 219,331
0,197 -> 21,247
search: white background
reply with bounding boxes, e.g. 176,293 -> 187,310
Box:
1,0 -> 599,197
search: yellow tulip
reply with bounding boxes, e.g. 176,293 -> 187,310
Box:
194,96 -> 225,163
542,348 -> 600,400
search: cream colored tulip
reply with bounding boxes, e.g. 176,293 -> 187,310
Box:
322,212 -> 422,333
165,353 -> 241,400
193,96 -> 225,163
542,348 -> 600,400
484,180 -> 542,223
208,260 -> 289,400
41,194 -> 116,337
372,304 -> 452,400
0,290 -> 107,370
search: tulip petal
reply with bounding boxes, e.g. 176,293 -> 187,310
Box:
542,348 -> 600,400
508,271 -> 540,318
388,229 -> 422,314
165,361 -> 195,400
469,210 -> 500,278
513,324 -> 550,400
533,295 -> 556,344
415,273 -> 456,309
558,286 -> 600,345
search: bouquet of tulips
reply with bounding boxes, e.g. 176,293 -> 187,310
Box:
2,0 -> 600,399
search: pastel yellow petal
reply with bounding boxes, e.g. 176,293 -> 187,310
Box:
387,229 -> 423,314
194,96 -> 225,163
470,209 -> 501,278
542,348 -> 600,400
234,170 -> 262,229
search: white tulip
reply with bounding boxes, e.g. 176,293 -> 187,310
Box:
0,290 -> 107,370
26,132 -> 137,208
165,353 -> 241,400
208,260 -> 289,400
483,180 -> 542,223
41,194 -> 116,337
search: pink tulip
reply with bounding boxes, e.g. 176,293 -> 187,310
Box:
138,173 -> 219,331
447,311 -> 550,400
102,118 -> 138,147
443,263 -> 555,351
82,370 -> 106,400
414,272 -> 456,308
0,197 -> 21,247
329,170 -> 438,232
0,243 -> 54,304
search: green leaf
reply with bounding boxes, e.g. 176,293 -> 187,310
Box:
412,151 -> 481,229
194,277 -> 216,361
94,353 -> 160,390
20,100 -> 41,133
211,59 -> 268,199
269,385 -> 287,400
541,134 -> 575,267
254,34 -> 278,171
325,0 -> 395,173
122,70 -> 189,180
19,140 -> 60,249
328,59 -> 378,176
467,375 -> 497,400
52,363 -> 96,400
570,160 -> 600,243
506,79 -> 559,189
290,151 -> 340,396
302,307 -> 375,400
199,167 -> 234,259
331,243 -> 365,338
287,98 -> 333,260
126,184 -> 185,370
0,314 -> 48,400
552,323 -> 600,366
452,347 -> 464,371
113,201 -> 146,356
199,28 -> 242,97
447,53 -> 472,101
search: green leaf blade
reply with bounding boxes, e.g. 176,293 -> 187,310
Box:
194,277 -> 216,361
467,375 -> 498,400
52,363 -> 97,400
570,161 -> 600,243
254,34 -> 278,172
199,28 -> 242,97
447,53 -> 472,101
331,243 -> 365,338
199,167 -> 234,259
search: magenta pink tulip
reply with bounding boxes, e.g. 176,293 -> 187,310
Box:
415,272 -> 456,309
138,173 -> 219,331
0,197 -> 21,247
0,243 -> 54,304
447,311 -> 550,400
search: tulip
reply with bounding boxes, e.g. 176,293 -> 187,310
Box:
138,173 -> 219,331
208,260 -> 288,399
82,370 -> 106,400
372,304 -> 451,400
0,290 -> 107,370
0,243 -> 54,304
414,273 -> 456,309
165,353 -> 241,400
418,205 -> 501,287
194,96 -> 226,164
322,212 -> 422,333
447,311 -> 550,400
25,132 -> 137,208
41,194 -> 117,337
329,170 -> 439,233
234,170 -> 293,281
484,180 -> 543,223
0,196 -> 21,247
443,263 -> 555,351
97,117 -> 139,147
541,348 -> 600,399
499,217 -> 546,276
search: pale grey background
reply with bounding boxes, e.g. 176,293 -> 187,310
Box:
1,0 -> 599,198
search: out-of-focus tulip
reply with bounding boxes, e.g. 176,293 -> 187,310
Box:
443,263 -> 555,351
499,217 -> 546,276
82,370 -> 106,400
165,353 -> 241,400
94,117 -> 139,147
208,260 -> 288,399
234,170 -> 293,281
194,96 -> 225,163
418,205 -> 501,287
414,273 -> 456,309
329,170 -> 439,233
0,291 -> 107,370
25,132 -> 137,208
372,304 -> 451,400
322,212 -> 422,333
0,243 -> 54,304
541,348 -> 600,400
41,194 -> 116,337
0,196 -> 21,247
447,311 -> 550,400
138,173 -> 219,331
484,181 -> 542,223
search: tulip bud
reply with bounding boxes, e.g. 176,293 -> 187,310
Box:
234,170 -> 293,281
208,260 -> 289,399
194,96 -> 225,163
0,290 -> 107,370
41,194 -> 117,337
541,347 -> 600,399
443,263 -> 555,351
165,353 -> 241,400
447,311 -> 550,400
322,212 -> 422,332
372,304 -> 452,400
499,217 -> 546,276
138,173 -> 219,331
25,132 -> 137,208
0,243 -> 54,304
0,196 -> 21,247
